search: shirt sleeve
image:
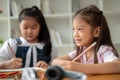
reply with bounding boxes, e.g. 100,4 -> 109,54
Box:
103,50 -> 119,62
0,38 -> 17,61
68,50 -> 76,60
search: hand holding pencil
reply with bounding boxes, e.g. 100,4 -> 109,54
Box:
5,42 -> 23,69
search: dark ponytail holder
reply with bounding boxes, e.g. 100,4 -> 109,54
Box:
99,11 -> 103,16
31,6 -> 39,12
96,10 -> 103,16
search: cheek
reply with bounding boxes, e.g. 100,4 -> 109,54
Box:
34,29 -> 40,35
19,27 -> 23,33
81,31 -> 93,40
78,31 -> 84,37
20,28 -> 27,35
19,25 -> 25,32
86,34 -> 95,44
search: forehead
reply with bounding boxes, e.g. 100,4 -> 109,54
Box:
73,17 -> 91,27
21,17 -> 38,23
20,17 -> 40,27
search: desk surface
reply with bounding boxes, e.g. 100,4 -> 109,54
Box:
0,68 -> 120,80
87,74 -> 120,80
36,69 -> 119,80
32,69 -> 120,80
63,74 -> 120,80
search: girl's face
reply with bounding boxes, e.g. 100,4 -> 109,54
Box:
73,17 -> 99,47
20,17 -> 40,43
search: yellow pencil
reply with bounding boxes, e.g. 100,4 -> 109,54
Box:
72,42 -> 96,62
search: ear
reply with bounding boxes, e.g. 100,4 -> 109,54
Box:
93,26 -> 100,37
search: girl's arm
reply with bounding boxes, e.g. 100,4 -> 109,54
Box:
52,55 -> 120,74
86,59 -> 120,74
62,59 -> 120,74
0,38 -> 17,61
52,54 -> 72,66
0,57 -> 22,69
0,62 -> 7,69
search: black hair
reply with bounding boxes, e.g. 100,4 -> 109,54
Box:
18,6 -> 52,56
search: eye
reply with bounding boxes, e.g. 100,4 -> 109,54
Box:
32,27 -> 37,29
78,27 -> 83,31
23,25 -> 29,29
72,27 -> 75,31
32,25 -> 39,29
32,26 -> 38,29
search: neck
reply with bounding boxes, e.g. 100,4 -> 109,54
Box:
86,47 -> 95,60
28,40 -> 39,44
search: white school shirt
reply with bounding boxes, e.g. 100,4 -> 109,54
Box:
0,37 -> 57,65
68,45 -> 119,64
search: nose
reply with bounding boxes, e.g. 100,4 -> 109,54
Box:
27,28 -> 32,34
73,30 -> 79,38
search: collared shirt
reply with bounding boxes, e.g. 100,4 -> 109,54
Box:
68,45 -> 118,64
0,37 -> 57,67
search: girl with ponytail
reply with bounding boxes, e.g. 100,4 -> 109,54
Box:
52,5 -> 120,74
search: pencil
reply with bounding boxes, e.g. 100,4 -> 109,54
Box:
72,42 -> 96,62
8,42 -> 16,57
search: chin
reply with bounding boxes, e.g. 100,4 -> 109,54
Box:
76,43 -> 82,47
26,38 -> 33,42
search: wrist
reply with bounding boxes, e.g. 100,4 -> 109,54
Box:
3,61 -> 10,69
0,61 -> 7,69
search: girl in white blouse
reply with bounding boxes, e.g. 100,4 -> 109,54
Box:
0,6 -> 57,69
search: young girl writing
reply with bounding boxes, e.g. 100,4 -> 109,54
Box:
52,5 -> 120,74
0,6 -> 57,69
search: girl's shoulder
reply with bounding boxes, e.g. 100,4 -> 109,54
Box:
0,38 -> 18,54
97,45 -> 113,55
3,38 -> 17,47
97,45 -> 119,62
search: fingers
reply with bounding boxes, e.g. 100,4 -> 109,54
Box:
6,57 -> 23,69
15,61 -> 23,68
15,57 -> 22,62
15,58 -> 23,68
35,61 -> 48,68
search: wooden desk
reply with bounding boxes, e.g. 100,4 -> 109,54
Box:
1,68 -> 120,80
37,70 -> 120,80
38,67 -> 120,80
87,74 -> 120,80
63,74 -> 120,80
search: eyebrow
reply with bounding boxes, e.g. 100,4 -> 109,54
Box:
24,24 -> 38,27
72,26 -> 84,28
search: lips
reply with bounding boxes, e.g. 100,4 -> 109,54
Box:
75,39 -> 82,43
28,36 -> 32,37
26,36 -> 33,39
27,35 -> 33,37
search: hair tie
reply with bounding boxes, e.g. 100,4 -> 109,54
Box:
32,6 -> 38,11
100,11 -> 103,15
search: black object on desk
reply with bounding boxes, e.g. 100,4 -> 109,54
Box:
45,66 -> 86,80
